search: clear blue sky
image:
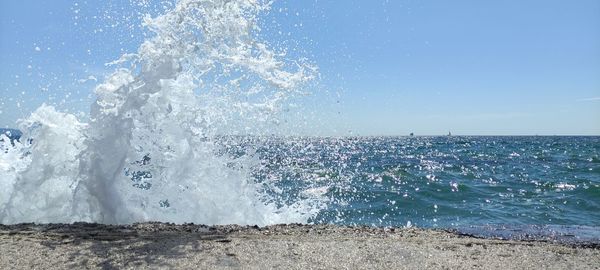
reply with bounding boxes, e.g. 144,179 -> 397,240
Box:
1,0 -> 599,135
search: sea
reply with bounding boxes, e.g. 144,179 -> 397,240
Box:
217,135 -> 600,243
3,131 -> 599,230
234,136 -> 600,227
1,0 -> 598,243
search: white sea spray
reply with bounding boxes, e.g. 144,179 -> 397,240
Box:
0,0 -> 321,225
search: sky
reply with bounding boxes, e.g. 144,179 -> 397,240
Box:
1,0 -> 599,136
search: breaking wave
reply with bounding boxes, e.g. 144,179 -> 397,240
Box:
0,0 -> 322,225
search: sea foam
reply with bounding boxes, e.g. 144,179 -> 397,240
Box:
0,0 -> 320,225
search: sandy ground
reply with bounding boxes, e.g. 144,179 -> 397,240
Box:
1,223 -> 598,269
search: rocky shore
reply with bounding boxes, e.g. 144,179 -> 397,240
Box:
1,222 -> 598,269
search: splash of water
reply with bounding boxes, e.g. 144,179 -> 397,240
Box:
0,0 -> 321,225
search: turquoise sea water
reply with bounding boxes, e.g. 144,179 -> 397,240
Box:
3,129 -> 600,242
231,136 -> 600,228
4,130 -> 598,230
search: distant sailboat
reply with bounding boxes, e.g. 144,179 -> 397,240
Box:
409,132 -> 414,137
447,131 -> 452,136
